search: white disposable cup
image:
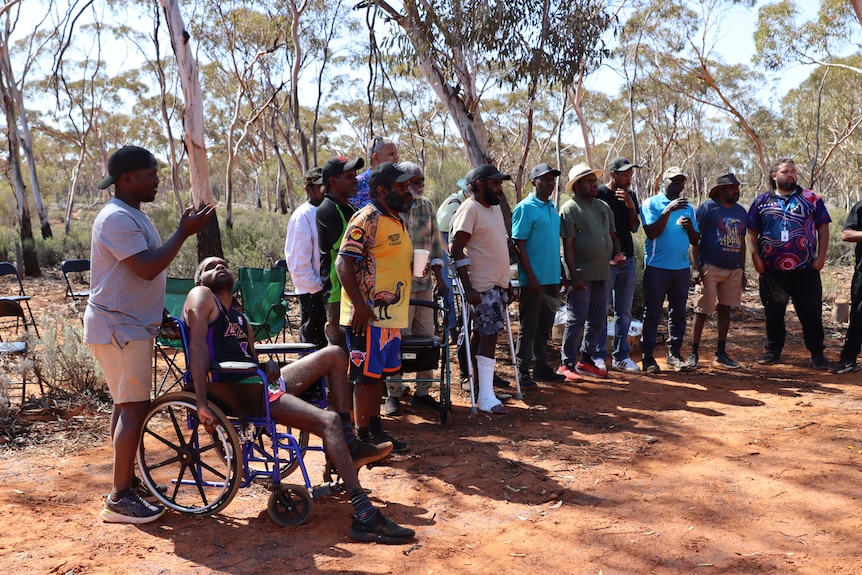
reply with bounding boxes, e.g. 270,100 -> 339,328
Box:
413,249 -> 430,277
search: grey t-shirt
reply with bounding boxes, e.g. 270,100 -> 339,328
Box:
84,198 -> 166,345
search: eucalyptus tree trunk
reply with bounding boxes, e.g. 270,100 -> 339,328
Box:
160,0 -> 223,260
0,68 -> 39,276
0,19 -> 50,239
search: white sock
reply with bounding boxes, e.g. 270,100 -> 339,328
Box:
476,355 -> 501,412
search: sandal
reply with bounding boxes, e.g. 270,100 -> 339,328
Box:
480,403 -> 507,415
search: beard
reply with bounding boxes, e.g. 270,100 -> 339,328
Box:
384,188 -> 411,212
482,186 -> 501,205
208,273 -> 234,293
776,179 -> 796,192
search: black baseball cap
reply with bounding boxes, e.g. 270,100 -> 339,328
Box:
369,162 -> 412,191
608,157 -> 640,172
465,164 -> 511,185
529,163 -> 561,181
322,156 -> 364,184
97,146 -> 157,189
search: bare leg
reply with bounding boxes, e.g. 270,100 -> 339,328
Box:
354,376 -> 384,428
269,395 -> 361,492
692,312 -> 707,346
279,346 -> 350,412
111,401 -> 150,496
716,304 -> 731,342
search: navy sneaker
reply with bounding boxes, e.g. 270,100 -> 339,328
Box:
100,491 -> 166,524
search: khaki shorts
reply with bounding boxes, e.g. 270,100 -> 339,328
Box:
694,264 -> 743,315
91,337 -> 154,404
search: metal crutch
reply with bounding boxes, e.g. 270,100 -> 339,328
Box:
504,283 -> 523,400
451,271 -> 478,414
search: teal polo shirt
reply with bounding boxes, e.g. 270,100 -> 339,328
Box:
511,193 -> 561,286
640,192 -> 699,270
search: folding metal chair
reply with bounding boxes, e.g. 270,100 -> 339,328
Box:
61,259 -> 91,301
0,300 -> 41,402
0,261 -> 39,337
236,267 -> 288,343
153,278 -> 196,395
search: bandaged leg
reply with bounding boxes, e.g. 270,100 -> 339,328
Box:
476,355 -> 502,412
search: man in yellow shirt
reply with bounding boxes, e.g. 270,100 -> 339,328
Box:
337,162 -> 414,451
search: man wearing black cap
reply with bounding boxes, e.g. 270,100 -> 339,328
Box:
511,163 -> 565,385
337,162 -> 414,450
85,145 -> 214,523
689,173 -> 748,369
317,156 -> 364,349
450,164 -> 512,414
285,167 -> 327,349
597,157 -> 642,372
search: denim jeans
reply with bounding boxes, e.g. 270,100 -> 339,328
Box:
641,266 -> 689,357
516,284 -> 559,374
561,280 -> 609,367
597,259 -> 636,362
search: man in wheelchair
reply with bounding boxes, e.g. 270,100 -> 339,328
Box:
184,257 -> 415,544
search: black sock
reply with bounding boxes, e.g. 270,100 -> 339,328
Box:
717,341 -> 726,355
691,343 -> 699,355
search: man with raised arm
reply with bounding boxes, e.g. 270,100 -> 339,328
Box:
85,145 -> 214,524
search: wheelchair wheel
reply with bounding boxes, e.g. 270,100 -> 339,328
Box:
138,392 -> 242,516
267,484 -> 312,526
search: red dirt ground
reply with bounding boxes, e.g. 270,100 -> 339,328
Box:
2,270 -> 862,575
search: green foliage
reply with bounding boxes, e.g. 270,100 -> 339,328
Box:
827,208 -> 854,265
221,208 -> 288,269
33,227 -> 93,267
0,227 -> 18,263
144,204 -> 288,277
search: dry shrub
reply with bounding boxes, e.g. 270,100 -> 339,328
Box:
35,316 -> 104,396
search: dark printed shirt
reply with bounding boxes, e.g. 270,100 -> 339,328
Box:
747,186 -> 831,271
695,199 -> 747,269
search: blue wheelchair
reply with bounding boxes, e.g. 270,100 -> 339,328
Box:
136,318 -> 335,526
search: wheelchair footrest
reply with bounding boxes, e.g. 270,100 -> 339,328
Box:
310,481 -> 342,499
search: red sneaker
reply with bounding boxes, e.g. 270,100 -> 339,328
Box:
575,360 -> 608,378
556,365 -> 582,382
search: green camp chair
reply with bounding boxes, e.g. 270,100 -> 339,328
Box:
153,277 -> 196,396
236,267 -> 288,343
